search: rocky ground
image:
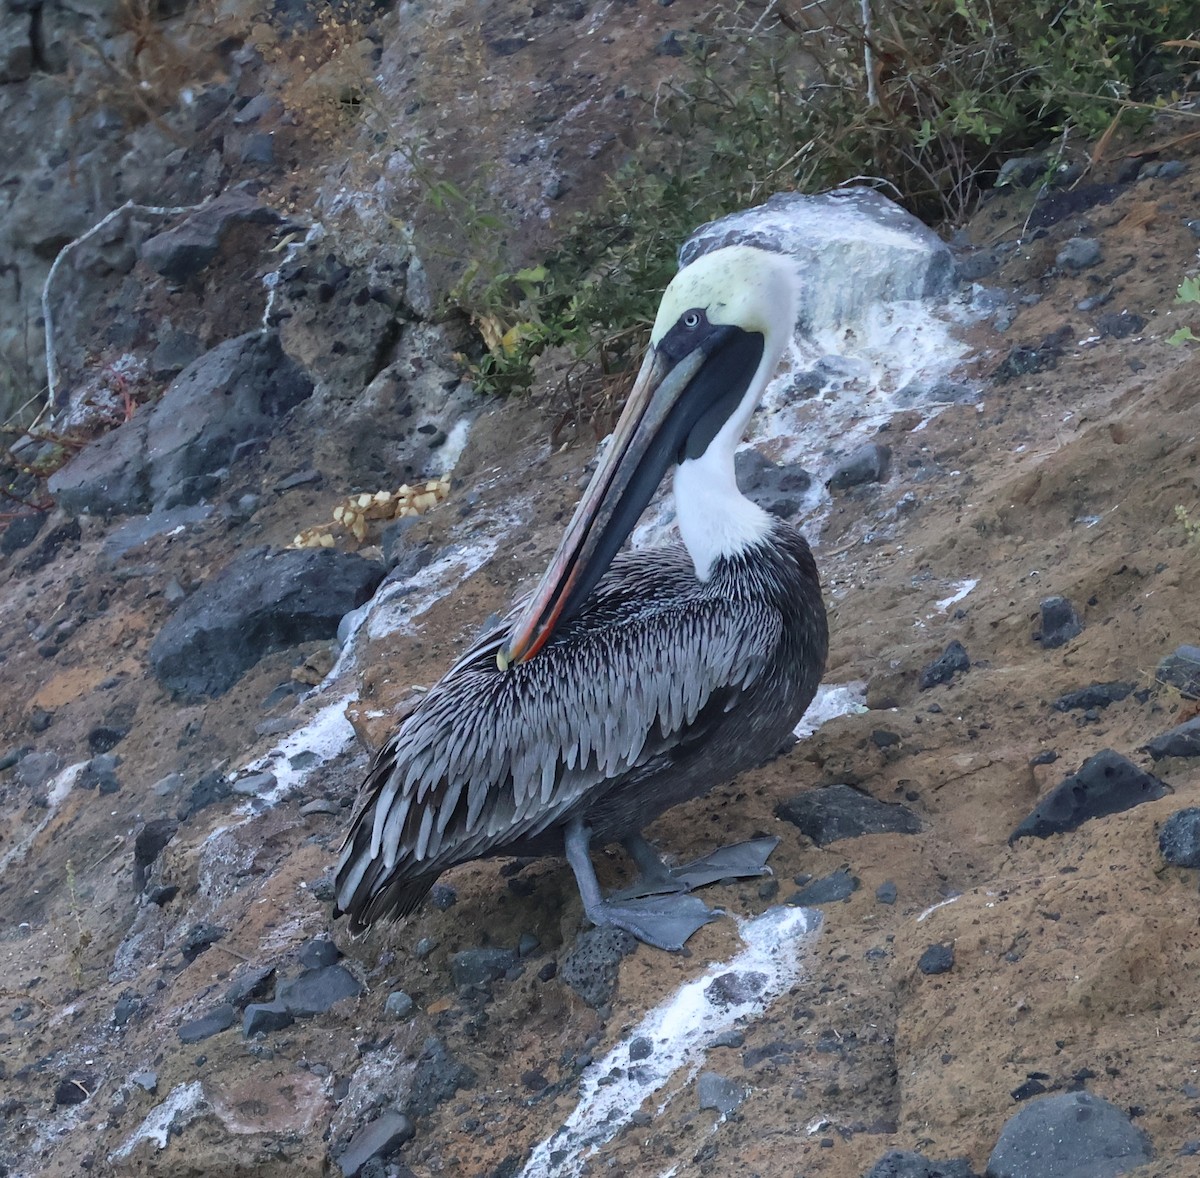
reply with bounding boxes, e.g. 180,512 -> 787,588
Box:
3,3 -> 1200,1178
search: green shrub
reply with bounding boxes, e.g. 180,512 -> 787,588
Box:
447,1 -> 1200,398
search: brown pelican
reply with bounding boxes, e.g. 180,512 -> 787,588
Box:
334,243 -> 828,950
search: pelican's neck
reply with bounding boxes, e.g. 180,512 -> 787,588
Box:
673,444 -> 772,581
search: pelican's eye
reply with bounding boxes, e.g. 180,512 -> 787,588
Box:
682,310 -> 701,329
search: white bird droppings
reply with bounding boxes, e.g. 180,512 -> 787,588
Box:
518,905 -> 822,1178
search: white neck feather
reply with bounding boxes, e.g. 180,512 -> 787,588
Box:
673,444 -> 771,581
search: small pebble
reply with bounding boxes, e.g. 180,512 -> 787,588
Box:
299,799 -> 339,817
710,1030 -> 744,1049
130,1070 -> 157,1093
1159,809 -> 1200,869
828,443 -> 891,491
696,1071 -> 745,1115
297,937 -> 341,969
1055,237 -> 1101,271
919,641 -> 970,689
243,1000 -> 294,1037
918,944 -> 955,976
1036,595 -> 1082,649
429,883 -> 458,910
384,991 -> 415,1019
337,1110 -> 414,1177
178,1003 -> 236,1043
628,1036 -> 653,1061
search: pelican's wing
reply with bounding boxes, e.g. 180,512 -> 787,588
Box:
333,547 -> 783,930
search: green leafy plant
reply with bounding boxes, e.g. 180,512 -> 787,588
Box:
1168,274 -> 1200,344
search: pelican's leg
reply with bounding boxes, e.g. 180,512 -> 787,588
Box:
613,833 -> 781,900
564,817 -> 720,952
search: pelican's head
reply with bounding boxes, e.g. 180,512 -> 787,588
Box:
500,244 -> 800,666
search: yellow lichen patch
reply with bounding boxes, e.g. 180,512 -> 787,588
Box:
289,475 -> 452,549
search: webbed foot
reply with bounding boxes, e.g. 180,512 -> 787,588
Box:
583,893 -> 721,952
612,835 -> 781,900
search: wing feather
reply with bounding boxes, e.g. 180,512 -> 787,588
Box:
335,539 -> 798,931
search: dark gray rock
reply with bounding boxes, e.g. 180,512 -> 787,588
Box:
561,926 -> 636,1008
828,443 -> 891,491
243,1000 -> 295,1037
297,799 -> 338,817
876,880 -> 898,905
629,1036 -> 653,1060
894,378 -> 977,407
337,1111 -> 414,1177
0,510 -> 46,554
1159,809 -> 1200,869
273,239 -> 414,402
655,29 -> 685,56
277,964 -> 362,1016
113,994 -> 141,1026
19,515 -> 81,573
775,783 -> 924,845
918,944 -> 954,975
238,132 -> 275,166
179,769 -> 233,819
1037,596 -> 1083,648
450,948 -> 518,988
789,866 -> 859,906
920,641 -> 970,689
27,706 -> 53,732
225,965 -> 276,1008
150,329 -> 204,379
149,546 -> 384,697
987,1091 -> 1151,1178
993,328 -> 1070,382
180,923 -> 227,964
49,332 -> 313,517
734,449 -> 813,517
130,1070 -> 158,1094
696,1071 -> 744,1115
1095,310 -> 1145,339
1056,237 -> 1102,271
1010,749 -> 1169,843
0,12 -> 33,83
1052,681 -> 1135,711
77,755 -> 120,794
230,770 -> 277,797
54,1073 -> 94,1107
1144,718 -> 1200,760
103,504 -> 214,560
297,937 -> 341,969
704,970 -> 767,1008
996,156 -> 1048,188
177,1003 -> 236,1043
864,1149 -> 977,1177
403,1037 -> 476,1119
1156,644 -> 1200,699
147,884 -> 179,906
87,725 -> 128,754
14,750 -> 61,790
139,188 -> 282,282
384,990 -> 415,1019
